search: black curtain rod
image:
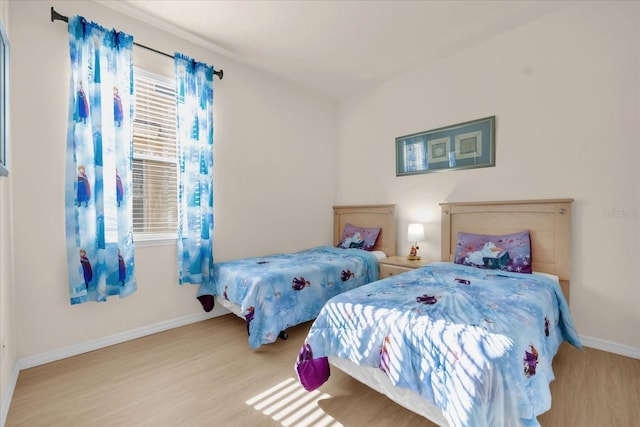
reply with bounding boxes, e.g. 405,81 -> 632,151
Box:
50,7 -> 224,80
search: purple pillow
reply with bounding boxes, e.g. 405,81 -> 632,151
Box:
454,230 -> 532,274
337,223 -> 381,251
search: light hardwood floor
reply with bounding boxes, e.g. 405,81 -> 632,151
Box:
6,314 -> 640,427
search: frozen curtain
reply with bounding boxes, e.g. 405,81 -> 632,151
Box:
175,53 -> 215,287
65,16 -> 137,304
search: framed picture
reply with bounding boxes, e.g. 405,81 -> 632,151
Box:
396,116 -> 495,176
0,18 -> 8,177
427,137 -> 450,164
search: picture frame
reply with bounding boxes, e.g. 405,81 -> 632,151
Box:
396,116 -> 495,176
0,18 -> 8,177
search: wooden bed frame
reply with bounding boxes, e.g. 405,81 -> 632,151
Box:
216,203 -> 397,320
440,198 -> 573,301
333,204 -> 397,257
330,198 -> 573,426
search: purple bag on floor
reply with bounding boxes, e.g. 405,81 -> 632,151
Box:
295,342 -> 330,392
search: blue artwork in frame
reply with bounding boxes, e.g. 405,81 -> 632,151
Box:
396,116 -> 495,176
0,17 -> 8,177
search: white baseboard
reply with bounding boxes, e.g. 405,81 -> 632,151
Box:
19,307 -> 227,370
1,362 -> 19,427
579,334 -> 640,359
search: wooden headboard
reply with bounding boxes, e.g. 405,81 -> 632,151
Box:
440,199 -> 573,301
333,204 -> 396,257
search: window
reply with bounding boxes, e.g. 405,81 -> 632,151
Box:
132,69 -> 178,240
0,18 -> 9,177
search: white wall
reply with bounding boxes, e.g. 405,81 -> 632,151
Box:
8,0 -> 337,360
336,1 -> 640,353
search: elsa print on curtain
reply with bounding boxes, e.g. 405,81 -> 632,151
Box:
65,16 -> 137,304
175,53 -> 215,286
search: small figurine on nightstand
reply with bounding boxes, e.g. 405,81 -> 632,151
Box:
407,244 -> 421,260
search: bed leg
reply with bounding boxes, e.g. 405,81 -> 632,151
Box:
278,331 -> 288,340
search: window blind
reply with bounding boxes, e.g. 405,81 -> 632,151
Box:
132,69 -> 178,238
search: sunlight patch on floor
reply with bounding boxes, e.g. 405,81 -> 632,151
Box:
246,377 -> 343,427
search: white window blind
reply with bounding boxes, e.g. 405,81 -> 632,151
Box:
132,69 -> 178,239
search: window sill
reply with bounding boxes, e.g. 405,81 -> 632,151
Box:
134,234 -> 177,248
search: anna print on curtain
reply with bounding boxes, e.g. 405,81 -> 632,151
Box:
175,53 -> 215,287
65,16 -> 137,304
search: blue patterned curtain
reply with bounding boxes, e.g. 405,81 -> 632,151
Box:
175,53 -> 215,286
65,16 -> 137,304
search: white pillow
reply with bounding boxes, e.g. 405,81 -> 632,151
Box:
370,251 -> 387,260
532,271 -> 559,283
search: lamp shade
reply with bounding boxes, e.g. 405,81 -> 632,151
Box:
407,223 -> 425,243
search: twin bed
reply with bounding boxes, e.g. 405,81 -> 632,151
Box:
197,198 -> 580,426
196,204 -> 396,348
297,199 -> 580,427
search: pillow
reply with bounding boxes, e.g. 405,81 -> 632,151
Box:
337,223 -> 381,251
369,250 -> 387,260
454,230 -> 532,274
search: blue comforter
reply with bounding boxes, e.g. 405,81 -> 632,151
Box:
300,262 -> 581,427
198,246 -> 379,348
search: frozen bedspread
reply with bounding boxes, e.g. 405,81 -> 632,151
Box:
198,246 -> 379,348
300,262 -> 581,427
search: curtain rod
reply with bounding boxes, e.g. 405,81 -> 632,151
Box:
50,7 -> 224,80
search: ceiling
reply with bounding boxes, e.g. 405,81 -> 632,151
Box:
104,0 -> 570,102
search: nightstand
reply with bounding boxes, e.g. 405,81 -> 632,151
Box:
379,255 -> 435,278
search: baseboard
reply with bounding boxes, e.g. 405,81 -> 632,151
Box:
580,334 -> 640,359
1,362 -> 20,427
18,307 -> 227,370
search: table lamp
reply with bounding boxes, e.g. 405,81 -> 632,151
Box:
407,223 -> 425,260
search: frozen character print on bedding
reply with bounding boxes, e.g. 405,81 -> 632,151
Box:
455,231 -> 533,273
337,231 -> 364,249
341,270 -> 355,281
299,262 -> 582,427
524,344 -> 539,377
292,277 -> 311,291
465,241 -> 510,269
